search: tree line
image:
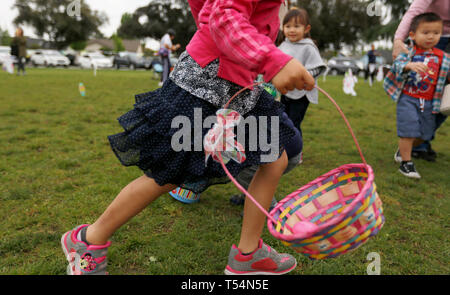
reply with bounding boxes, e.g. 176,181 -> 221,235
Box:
5,0 -> 411,52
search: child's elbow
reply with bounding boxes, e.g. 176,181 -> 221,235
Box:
208,9 -> 227,37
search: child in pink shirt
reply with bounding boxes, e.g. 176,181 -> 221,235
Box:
61,0 -> 315,275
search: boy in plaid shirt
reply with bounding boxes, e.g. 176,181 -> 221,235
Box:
384,12 -> 450,179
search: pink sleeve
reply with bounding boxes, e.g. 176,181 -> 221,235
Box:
209,0 -> 292,83
394,0 -> 434,40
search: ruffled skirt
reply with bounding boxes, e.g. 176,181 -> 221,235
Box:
108,79 -> 297,193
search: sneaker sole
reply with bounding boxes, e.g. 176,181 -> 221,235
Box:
224,260 -> 297,275
398,169 -> 421,179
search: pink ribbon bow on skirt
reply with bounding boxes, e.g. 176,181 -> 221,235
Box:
204,109 -> 246,165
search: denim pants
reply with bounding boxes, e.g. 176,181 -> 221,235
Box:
161,56 -> 171,83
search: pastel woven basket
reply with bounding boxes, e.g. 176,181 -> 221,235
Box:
216,84 -> 385,260
169,187 -> 201,204
267,163 -> 384,259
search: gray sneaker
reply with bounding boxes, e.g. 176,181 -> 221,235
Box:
61,224 -> 111,275
224,239 -> 297,275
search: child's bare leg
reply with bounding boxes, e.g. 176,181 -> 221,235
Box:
238,151 -> 288,253
399,137 -> 415,162
86,175 -> 177,245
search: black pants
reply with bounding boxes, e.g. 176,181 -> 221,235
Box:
17,57 -> 26,74
280,95 -> 310,136
365,63 -> 376,81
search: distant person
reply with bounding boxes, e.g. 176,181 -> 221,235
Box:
365,44 -> 380,86
11,28 -> 27,76
158,29 -> 180,86
392,0 -> 450,161
384,13 -> 449,178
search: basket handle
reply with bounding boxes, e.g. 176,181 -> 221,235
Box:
217,83 -> 368,228
315,85 -> 367,166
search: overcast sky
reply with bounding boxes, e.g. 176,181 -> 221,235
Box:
0,0 -> 152,38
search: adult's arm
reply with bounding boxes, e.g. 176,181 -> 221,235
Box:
392,0 -> 433,59
394,0 -> 433,41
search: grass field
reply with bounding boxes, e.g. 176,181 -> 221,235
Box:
0,68 -> 449,275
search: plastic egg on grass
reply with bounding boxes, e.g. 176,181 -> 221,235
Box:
79,83 -> 86,97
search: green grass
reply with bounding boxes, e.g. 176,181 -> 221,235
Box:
0,68 -> 449,275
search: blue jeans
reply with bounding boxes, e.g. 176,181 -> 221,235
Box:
397,94 -> 435,141
161,56 -> 171,83
413,36 -> 449,152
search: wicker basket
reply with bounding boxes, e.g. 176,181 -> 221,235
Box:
215,85 -> 385,260
267,163 -> 384,259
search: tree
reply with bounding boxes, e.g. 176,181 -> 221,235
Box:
13,0 -> 108,49
292,0 -> 382,50
70,40 -> 87,51
117,0 -> 197,51
117,13 -> 143,40
370,0 -> 412,41
0,27 -> 12,46
111,34 -> 125,52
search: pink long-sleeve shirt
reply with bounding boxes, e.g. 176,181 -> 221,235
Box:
394,0 -> 450,40
186,0 -> 292,87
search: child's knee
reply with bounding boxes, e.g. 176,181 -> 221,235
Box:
262,151 -> 288,174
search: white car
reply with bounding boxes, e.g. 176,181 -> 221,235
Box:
79,52 -> 113,69
30,50 -> 70,67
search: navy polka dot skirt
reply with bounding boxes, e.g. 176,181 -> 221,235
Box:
107,79 -> 297,194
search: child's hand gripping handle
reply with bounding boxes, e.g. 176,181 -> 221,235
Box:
271,59 -> 316,94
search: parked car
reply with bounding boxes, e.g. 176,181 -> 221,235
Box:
327,57 -> 362,75
357,55 -> 391,78
359,55 -> 386,69
59,50 -> 78,66
79,52 -> 113,69
26,49 -> 37,64
30,50 -> 70,67
113,52 -> 151,70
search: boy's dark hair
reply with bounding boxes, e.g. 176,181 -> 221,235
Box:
282,8 -> 311,38
410,12 -> 442,32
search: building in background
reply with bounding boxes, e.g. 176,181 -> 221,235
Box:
86,39 -> 142,54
